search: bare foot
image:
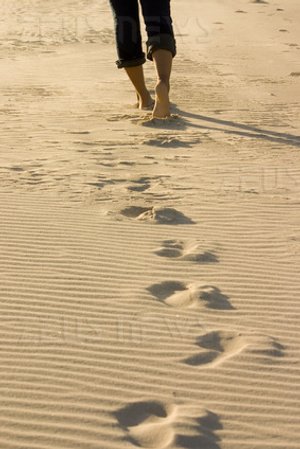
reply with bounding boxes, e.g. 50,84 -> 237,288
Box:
152,80 -> 170,119
134,92 -> 154,110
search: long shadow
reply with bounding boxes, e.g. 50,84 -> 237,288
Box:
172,105 -> 300,148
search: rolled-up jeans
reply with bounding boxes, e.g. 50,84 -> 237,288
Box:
108,0 -> 176,68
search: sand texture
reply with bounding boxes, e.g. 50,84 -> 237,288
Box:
0,0 -> 300,448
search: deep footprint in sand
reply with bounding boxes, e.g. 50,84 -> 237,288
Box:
115,400 -> 176,448
120,206 -> 195,225
154,240 -> 219,263
147,281 -> 233,309
183,330 -> 284,367
115,400 -> 222,449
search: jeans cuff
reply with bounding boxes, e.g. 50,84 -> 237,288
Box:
146,34 -> 177,61
116,54 -> 146,69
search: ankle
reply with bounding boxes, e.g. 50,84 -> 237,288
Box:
138,90 -> 151,102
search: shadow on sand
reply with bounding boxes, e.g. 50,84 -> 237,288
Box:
144,104 -> 300,147
150,104 -> 300,147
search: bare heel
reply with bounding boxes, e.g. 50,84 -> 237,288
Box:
152,81 -> 170,118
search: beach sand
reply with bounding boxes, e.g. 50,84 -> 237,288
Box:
0,0 -> 300,448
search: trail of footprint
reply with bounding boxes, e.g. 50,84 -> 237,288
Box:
115,400 -> 222,449
154,239 -> 219,263
1,85 -> 58,99
183,330 -> 284,368
147,282 -> 233,310
120,206 -> 195,225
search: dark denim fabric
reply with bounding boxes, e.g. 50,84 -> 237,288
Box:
109,0 -> 176,68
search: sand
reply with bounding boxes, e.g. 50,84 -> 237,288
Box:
0,0 -> 300,448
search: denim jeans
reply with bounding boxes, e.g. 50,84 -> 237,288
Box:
108,0 -> 176,68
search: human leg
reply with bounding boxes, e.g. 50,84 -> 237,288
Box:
108,0 -> 153,108
139,0 -> 176,117
109,0 -> 145,68
139,0 -> 176,62
152,49 -> 173,117
124,65 -> 153,109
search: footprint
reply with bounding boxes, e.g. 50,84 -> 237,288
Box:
154,240 -> 219,263
115,400 -> 222,449
133,114 -> 187,130
126,177 -> 155,193
183,330 -> 284,368
106,113 -> 140,122
176,410 -> 222,449
147,282 -> 233,310
126,177 -> 169,195
115,400 -> 176,448
142,134 -> 201,148
120,206 -> 195,225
